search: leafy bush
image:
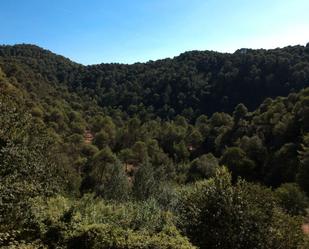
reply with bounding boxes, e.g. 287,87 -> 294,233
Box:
26,194 -> 191,248
275,183 -> 308,215
68,224 -> 196,249
177,167 -> 306,249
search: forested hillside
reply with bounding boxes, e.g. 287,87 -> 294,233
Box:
1,44 -> 309,120
0,44 -> 309,248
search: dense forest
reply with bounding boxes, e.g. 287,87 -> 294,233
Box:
0,44 -> 309,248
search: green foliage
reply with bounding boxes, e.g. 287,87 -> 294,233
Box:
85,147 -> 129,200
8,43 -> 304,120
0,97 -> 65,229
102,159 -> 130,201
173,140 -> 189,162
132,159 -> 157,201
93,131 -> 110,149
297,134 -> 309,195
26,195 -> 194,248
233,103 -> 248,121
221,147 -> 256,180
81,144 -> 99,157
132,141 -> 149,164
68,224 -> 195,249
188,153 -> 219,181
1,44 -> 309,248
178,168 -> 305,249
275,183 -> 308,215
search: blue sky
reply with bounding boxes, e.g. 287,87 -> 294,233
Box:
1,0 -> 309,64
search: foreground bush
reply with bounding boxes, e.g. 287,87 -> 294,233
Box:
24,194 -> 194,248
68,224 -> 195,249
177,167 -> 306,249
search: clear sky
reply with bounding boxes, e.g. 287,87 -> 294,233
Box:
1,0 -> 309,65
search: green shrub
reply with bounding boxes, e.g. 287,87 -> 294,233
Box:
275,183 -> 308,215
27,194 -> 190,248
68,224 -> 195,249
177,167 -> 305,249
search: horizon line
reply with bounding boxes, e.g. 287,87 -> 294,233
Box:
1,41 -> 308,66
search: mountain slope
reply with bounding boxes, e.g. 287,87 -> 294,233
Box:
1,43 -> 309,121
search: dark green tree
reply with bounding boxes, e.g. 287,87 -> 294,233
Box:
221,147 -> 256,180
132,158 -> 157,200
297,134 -> 309,195
188,153 -> 219,181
